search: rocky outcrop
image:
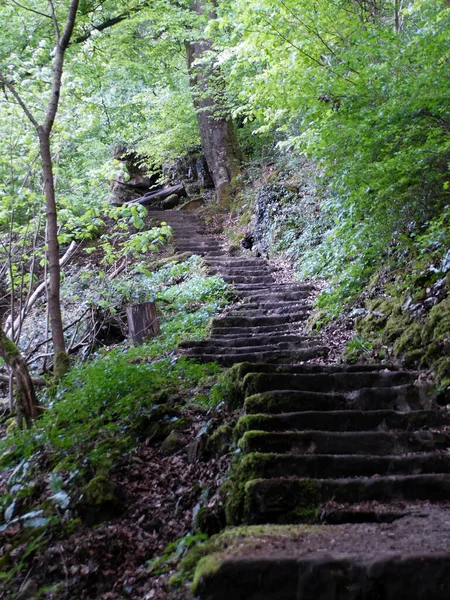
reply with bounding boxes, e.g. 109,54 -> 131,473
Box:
108,146 -> 161,205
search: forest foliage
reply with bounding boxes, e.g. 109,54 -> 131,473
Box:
1,0 -> 448,322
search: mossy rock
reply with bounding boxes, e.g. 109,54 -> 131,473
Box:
148,252 -> 193,271
138,404 -> 189,442
393,323 -> 422,363
211,363 -> 255,410
423,297 -> 450,344
203,424 -> 234,458
161,431 -> 188,455
78,476 -> 125,524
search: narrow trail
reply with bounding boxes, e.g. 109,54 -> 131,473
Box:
151,209 -> 450,599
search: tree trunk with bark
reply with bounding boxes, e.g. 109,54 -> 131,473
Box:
186,1 -> 241,204
0,0 -> 80,379
38,130 -> 68,377
0,325 -> 39,428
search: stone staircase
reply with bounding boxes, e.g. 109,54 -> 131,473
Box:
150,209 -> 450,600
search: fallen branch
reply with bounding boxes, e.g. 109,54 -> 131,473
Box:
130,184 -> 186,206
0,373 -> 47,387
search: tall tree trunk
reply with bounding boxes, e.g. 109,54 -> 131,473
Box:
393,0 -> 401,33
0,0 -> 80,379
38,130 -> 68,378
186,2 -> 241,204
0,325 -> 38,428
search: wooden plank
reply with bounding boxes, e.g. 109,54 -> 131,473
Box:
126,302 -> 160,344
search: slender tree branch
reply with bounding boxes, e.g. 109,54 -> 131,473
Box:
0,373 -> 46,386
0,70 -> 40,129
258,13 -> 357,85
48,0 -> 61,44
75,13 -> 130,43
10,0 -> 51,19
42,0 -> 79,133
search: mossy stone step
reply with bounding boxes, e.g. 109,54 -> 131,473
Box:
239,291 -> 312,302
207,266 -> 272,274
235,409 -> 449,437
175,242 -> 221,248
243,474 -> 450,524
185,344 -> 295,356
235,282 -> 314,292
210,324 -> 305,336
193,553 -> 450,600
244,386 -> 423,414
239,429 -> 450,455
186,346 -> 329,367
226,307 -> 312,318
179,334 -> 310,349
184,340 -> 320,356
232,451 -> 450,483
211,312 -> 310,329
220,276 -> 276,285
204,259 -> 269,267
242,370 -> 416,396
231,301 -> 306,312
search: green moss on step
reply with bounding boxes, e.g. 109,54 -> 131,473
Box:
242,372 -> 268,397
148,252 -> 193,270
234,414 -> 272,441
224,453 -> 279,525
284,479 -> 322,523
172,524 -> 323,591
190,554 -> 223,596
244,393 -> 285,414
210,363 -> 256,409
237,430 -> 268,454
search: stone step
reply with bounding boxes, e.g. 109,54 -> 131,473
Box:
231,301 -> 305,311
241,370 -> 417,396
211,312 -> 310,329
234,410 -> 450,437
174,240 -> 220,246
238,429 -> 450,455
229,362 -> 413,375
239,290 -> 312,302
193,553 -> 450,600
186,346 -> 329,367
184,341 -> 321,357
243,474 -> 450,524
179,334 -> 310,348
244,386 -> 423,413
235,282 -> 315,292
234,451 -> 450,482
227,306 -> 311,317
221,276 -> 275,285
170,227 -> 207,232
205,258 -> 269,267
210,324 -> 306,336
209,269 -> 273,278
175,244 -> 222,251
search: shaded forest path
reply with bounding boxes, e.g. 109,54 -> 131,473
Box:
151,209 -> 450,599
